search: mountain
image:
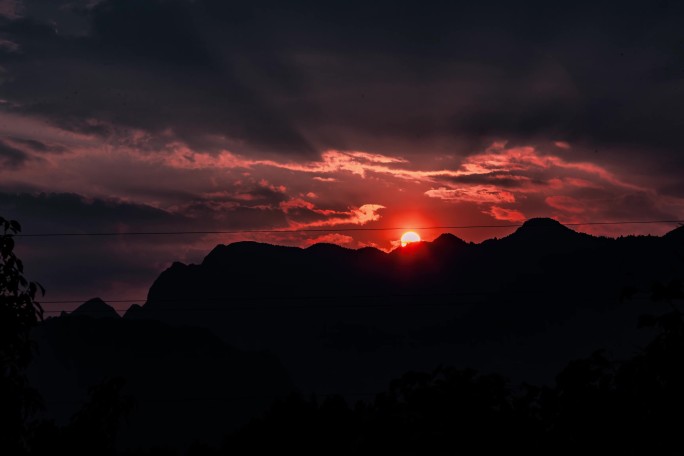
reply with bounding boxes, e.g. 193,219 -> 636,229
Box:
664,224 -> 684,243
28,310 -> 293,451
70,297 -> 120,319
506,217 -> 584,241
27,218 -> 684,452
128,218 -> 683,397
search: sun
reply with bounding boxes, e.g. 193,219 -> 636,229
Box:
401,231 -> 421,247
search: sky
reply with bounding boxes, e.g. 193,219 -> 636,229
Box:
1,0 -> 684,307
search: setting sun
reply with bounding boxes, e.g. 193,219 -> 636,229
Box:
401,231 -> 421,247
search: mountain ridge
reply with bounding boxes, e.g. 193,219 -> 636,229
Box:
71,297 -> 121,319
123,218 -> 684,394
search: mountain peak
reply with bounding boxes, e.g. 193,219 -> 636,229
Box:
664,224 -> 684,241
72,297 -> 120,319
520,217 -> 566,229
432,233 -> 467,247
505,217 -> 583,244
306,243 -> 351,253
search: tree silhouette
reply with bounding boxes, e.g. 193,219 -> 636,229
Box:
65,377 -> 135,456
0,216 -> 45,454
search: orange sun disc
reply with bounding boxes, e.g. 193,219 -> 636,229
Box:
401,231 -> 421,247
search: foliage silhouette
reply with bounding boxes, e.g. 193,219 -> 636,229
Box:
29,311 -> 293,451
214,294 -> 684,455
27,377 -> 135,456
0,216 -> 135,455
0,216 -> 44,454
67,377 -> 135,455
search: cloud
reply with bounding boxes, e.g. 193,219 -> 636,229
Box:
0,137 -> 30,167
0,2 -> 317,157
0,191 -> 181,232
424,186 -> 516,204
153,144 -> 649,206
157,148 -> 438,180
439,172 -> 533,189
0,0 -> 21,19
2,1 -> 684,302
0,190 -> 386,305
304,233 -> 354,246
485,206 -> 527,222
451,144 -> 642,191
3,136 -> 68,154
0,37 -> 19,52
545,195 -> 586,214
0,191 -> 190,303
1,0 -> 683,164
279,197 -> 316,214
419,142 -> 684,225
289,204 -> 385,229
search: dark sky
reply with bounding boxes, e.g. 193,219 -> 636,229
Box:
1,0 -> 684,305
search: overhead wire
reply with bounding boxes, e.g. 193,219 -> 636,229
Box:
9,218 -> 675,313
35,287 -> 630,314
12,219 -> 684,237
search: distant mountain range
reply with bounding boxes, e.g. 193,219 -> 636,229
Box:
28,306 -> 292,449
29,218 -> 684,450
126,218 -> 683,388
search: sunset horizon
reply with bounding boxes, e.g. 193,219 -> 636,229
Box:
2,2 -> 684,454
3,1 -> 684,303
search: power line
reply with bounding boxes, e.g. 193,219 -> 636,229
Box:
39,302 -> 478,313
39,298 -> 492,313
13,219 -> 684,238
34,289 -> 579,314
16,225 -> 515,237
38,291 -> 496,304
45,391 -> 380,404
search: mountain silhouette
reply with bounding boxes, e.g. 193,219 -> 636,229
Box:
664,224 -> 684,268
501,217 -> 595,246
28,310 -> 292,451
17,217 -> 684,453
71,298 -> 120,319
124,218 -> 682,397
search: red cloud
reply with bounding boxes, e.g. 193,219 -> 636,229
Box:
289,204 -> 385,229
485,206 -> 527,222
545,195 -> 586,214
424,186 -> 516,204
279,198 -> 316,214
304,233 -> 355,246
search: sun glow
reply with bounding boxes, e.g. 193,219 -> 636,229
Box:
401,231 -> 421,247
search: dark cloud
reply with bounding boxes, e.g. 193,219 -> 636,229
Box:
0,190 -> 291,302
0,0 -> 682,161
0,1 -> 318,156
2,0 -> 684,303
4,136 -> 67,153
0,191 -> 182,232
0,137 -> 30,167
0,191 -> 185,302
438,172 -> 533,189
0,187 -> 296,235
0,188 -> 380,296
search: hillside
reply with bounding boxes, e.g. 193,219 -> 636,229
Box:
28,303 -> 292,450
129,219 -> 683,393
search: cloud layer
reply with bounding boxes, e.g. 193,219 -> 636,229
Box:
1,0 -> 684,305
